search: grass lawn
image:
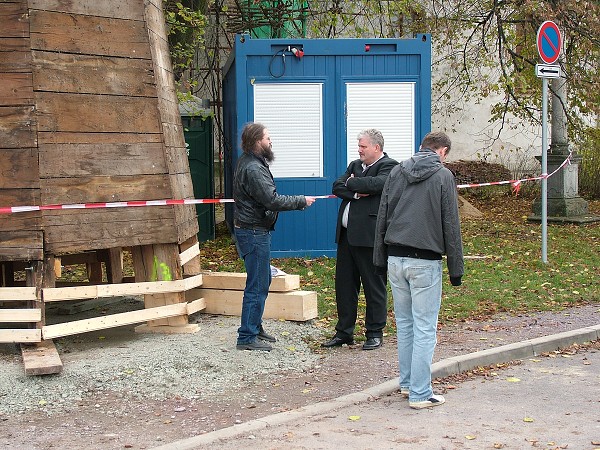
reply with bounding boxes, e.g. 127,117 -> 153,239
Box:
202,193 -> 600,338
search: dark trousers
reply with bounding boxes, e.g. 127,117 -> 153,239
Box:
334,227 -> 388,339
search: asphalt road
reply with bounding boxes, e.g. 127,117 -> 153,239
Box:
153,325 -> 600,450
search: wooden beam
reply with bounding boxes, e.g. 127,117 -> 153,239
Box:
178,241 -> 200,267
42,274 -> 203,302
0,308 -> 42,322
189,288 -> 318,322
0,287 -> 37,301
0,328 -> 41,343
200,272 -> 300,292
21,340 -> 63,376
42,303 -> 188,339
186,297 -> 205,315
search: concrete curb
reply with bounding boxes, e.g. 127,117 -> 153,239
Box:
151,325 -> 600,450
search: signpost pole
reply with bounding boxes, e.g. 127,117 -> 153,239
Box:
541,77 -> 548,263
535,20 -> 561,264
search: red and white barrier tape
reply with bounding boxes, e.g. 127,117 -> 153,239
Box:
456,151 -> 572,195
0,153 -> 571,215
0,195 -> 338,215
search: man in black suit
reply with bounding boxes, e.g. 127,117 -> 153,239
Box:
322,129 -> 398,350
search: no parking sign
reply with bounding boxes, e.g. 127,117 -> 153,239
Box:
537,21 -> 562,64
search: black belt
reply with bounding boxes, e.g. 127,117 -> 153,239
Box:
388,245 -> 442,260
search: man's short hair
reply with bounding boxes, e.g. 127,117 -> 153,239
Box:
241,122 -> 266,154
421,131 -> 451,154
358,129 -> 384,151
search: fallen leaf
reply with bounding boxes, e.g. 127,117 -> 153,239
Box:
348,415 -> 361,421
523,417 -> 534,422
465,435 -> 477,440
493,443 -> 505,449
506,377 -> 521,382
287,346 -> 296,352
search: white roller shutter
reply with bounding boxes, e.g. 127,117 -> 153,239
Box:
346,82 -> 415,165
254,83 -> 323,178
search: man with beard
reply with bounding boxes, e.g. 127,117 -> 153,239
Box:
233,122 -> 316,351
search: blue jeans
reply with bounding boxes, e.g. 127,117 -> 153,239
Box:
387,256 -> 442,402
234,227 -> 272,345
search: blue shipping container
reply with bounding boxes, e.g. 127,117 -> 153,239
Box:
223,34 -> 431,257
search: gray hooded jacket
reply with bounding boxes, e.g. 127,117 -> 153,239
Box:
373,148 -> 464,279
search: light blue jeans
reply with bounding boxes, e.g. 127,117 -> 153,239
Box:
387,256 -> 442,402
234,227 -> 272,345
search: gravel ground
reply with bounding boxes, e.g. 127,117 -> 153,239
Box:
0,297 -> 324,416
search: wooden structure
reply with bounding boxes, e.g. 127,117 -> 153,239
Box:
191,272 -> 318,321
0,0 -> 203,374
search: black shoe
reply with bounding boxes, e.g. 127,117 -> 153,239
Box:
258,326 -> 277,343
321,335 -> 354,348
236,340 -> 272,351
362,337 -> 383,350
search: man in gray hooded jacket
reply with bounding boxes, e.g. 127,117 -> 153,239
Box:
373,131 -> 463,409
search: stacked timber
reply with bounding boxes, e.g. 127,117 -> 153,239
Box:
188,272 -> 318,321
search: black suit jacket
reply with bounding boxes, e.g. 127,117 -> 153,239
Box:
333,153 -> 398,247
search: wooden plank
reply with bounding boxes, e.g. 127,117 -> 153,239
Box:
0,1 -> 29,38
0,231 -> 43,261
0,286 -> 37,301
105,248 -> 124,284
175,216 -> 200,245
0,149 -> 40,188
28,0 -> 144,20
41,209 -> 178,253
38,131 -> 163,145
0,38 -> 31,72
0,211 -> 41,233
179,240 -> 200,267
30,10 -> 151,59
42,274 -> 202,301
40,174 -> 171,204
186,297 -> 205,315
0,328 -> 41,343
0,308 -> 41,322
201,272 -> 301,292
42,302 -> 188,339
21,340 -> 63,375
0,106 -> 36,148
165,146 -> 193,177
86,262 -> 103,284
0,73 -> 33,106
134,323 -> 199,334
35,92 -> 161,134
191,288 -> 318,321
143,243 -> 187,327
162,122 -> 186,149
43,219 -> 179,254
32,50 -> 156,97
39,143 -> 167,177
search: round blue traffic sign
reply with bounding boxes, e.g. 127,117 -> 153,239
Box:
537,21 -> 562,64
